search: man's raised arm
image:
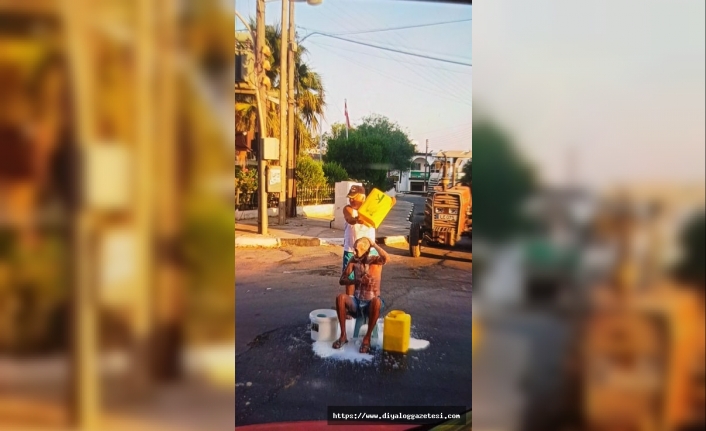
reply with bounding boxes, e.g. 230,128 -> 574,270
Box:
343,206 -> 360,225
370,242 -> 389,264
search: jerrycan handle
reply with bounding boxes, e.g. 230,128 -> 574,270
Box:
388,310 -> 404,319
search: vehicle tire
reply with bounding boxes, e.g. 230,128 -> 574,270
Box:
409,222 -> 421,257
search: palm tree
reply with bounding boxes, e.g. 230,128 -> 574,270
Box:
293,58 -> 325,152
235,21 -> 325,153
235,31 -> 279,139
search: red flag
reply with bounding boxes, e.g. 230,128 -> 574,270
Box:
344,100 -> 351,129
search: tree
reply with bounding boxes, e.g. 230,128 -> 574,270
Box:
472,120 -> 537,242
323,162 -> 349,184
235,21 -> 326,152
234,165 -> 258,193
324,115 -> 415,190
295,155 -> 327,189
355,115 -> 417,172
461,160 -> 472,187
673,211 -> 705,288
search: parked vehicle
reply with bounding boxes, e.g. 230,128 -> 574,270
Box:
409,153 -> 471,257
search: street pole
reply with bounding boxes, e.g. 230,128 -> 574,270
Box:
256,0 -> 268,235
286,0 -> 297,218
134,0 -> 156,395
277,0 -> 289,225
425,139 -> 429,192
153,0 -> 182,381
61,0 -> 99,427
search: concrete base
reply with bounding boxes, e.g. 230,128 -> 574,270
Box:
333,181 -> 363,231
237,204 -> 334,221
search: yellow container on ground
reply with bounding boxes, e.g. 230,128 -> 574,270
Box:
358,188 -> 395,228
472,317 -> 481,355
383,310 -> 411,354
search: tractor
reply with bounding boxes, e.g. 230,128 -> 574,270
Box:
523,195 -> 706,431
408,152 -> 471,257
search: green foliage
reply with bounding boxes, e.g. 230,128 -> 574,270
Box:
461,160 -> 472,187
235,165 -> 258,195
472,120 -> 537,242
0,229 -> 68,354
296,155 -> 327,189
181,195 -> 235,343
673,211 -> 705,288
324,115 -> 415,190
239,20 -> 326,152
322,162 -> 349,184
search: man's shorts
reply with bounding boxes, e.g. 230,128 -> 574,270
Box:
350,296 -> 385,319
342,248 -> 378,281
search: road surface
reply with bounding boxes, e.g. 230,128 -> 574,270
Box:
235,195 -> 472,425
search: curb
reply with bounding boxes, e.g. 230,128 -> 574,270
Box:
280,237 -> 322,247
235,237 -> 281,248
235,236 -> 339,248
379,235 -> 409,245
235,236 -> 409,247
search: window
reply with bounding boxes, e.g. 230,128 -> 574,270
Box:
411,158 -> 427,171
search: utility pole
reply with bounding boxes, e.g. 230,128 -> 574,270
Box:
425,139 -> 429,192
134,0 -> 157,396
62,0 -> 99,427
152,0 -> 182,382
286,0 -> 297,218
277,0 -> 289,225
256,0 -> 268,235
567,144 -> 577,190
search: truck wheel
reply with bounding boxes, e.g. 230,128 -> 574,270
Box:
409,222 -> 421,257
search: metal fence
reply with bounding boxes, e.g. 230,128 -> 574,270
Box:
296,185 -> 335,206
235,191 -> 279,211
235,186 -> 335,211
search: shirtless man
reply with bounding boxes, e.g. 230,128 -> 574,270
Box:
342,185 -> 377,296
332,237 -> 389,354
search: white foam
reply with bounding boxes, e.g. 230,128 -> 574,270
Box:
409,338 -> 430,350
312,339 -> 375,362
311,319 -> 431,362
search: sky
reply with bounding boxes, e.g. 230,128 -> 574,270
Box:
473,0 -> 705,189
235,0 -> 472,153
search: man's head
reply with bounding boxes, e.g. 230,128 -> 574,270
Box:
347,185 -> 366,209
354,237 -> 372,259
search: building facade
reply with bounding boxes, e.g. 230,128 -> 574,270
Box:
391,151 -> 471,192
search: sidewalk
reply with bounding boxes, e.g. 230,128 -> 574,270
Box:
235,200 -> 413,248
235,217 -> 344,247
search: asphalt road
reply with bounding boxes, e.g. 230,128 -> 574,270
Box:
235,195 -> 472,425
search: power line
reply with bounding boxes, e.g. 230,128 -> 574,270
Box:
320,2 -> 470,102
300,32 -> 472,67
312,43 -> 472,107
297,18 -> 472,36
334,5 -> 471,105
309,40 -> 473,75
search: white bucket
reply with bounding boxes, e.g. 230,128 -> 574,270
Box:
309,309 -> 338,342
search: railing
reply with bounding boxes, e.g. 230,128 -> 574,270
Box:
235,191 -> 279,211
234,185 -> 335,211
296,185 -> 335,206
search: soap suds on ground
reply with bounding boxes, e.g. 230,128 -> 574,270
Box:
311,318 -> 430,362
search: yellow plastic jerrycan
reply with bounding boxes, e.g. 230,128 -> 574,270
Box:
383,310 -> 411,354
358,188 -> 395,229
472,317 -> 481,355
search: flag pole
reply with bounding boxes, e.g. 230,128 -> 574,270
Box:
345,99 -> 349,140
